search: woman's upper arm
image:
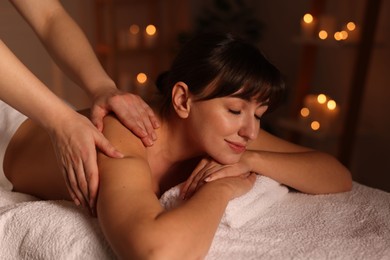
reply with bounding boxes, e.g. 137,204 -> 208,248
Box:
96,115 -> 163,256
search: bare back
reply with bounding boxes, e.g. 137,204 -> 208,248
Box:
4,118 -> 70,200
3,110 -> 196,201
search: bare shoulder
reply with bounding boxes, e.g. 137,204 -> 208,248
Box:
97,114 -> 157,201
102,114 -> 146,157
247,129 -> 313,153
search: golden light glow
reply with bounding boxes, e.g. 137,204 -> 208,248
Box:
303,13 -> 314,24
318,30 -> 328,40
136,73 -> 147,84
300,107 -> 310,117
311,121 -> 320,131
334,31 -> 343,41
340,30 -> 349,40
317,94 -> 327,104
129,24 -> 140,34
145,24 -> 157,36
327,100 -> 337,110
347,22 -> 356,31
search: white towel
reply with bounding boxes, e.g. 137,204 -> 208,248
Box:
206,182 -> 390,260
0,101 -> 28,191
1,181 -> 390,259
0,188 -> 115,260
160,175 -> 289,228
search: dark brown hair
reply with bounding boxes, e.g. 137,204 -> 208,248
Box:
156,33 -> 285,118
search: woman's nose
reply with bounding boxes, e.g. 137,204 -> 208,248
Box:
238,116 -> 259,140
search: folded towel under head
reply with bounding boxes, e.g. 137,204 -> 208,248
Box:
160,175 -> 289,228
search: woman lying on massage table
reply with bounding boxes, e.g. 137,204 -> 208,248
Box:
2,33 -> 352,259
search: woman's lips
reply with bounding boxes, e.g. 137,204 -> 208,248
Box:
226,140 -> 246,153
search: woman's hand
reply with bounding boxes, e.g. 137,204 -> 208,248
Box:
212,172 -> 257,199
180,156 -> 253,199
90,88 -> 160,147
49,112 -> 123,210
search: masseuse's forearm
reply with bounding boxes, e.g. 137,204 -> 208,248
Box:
0,40 -> 77,129
245,150 -> 352,194
11,0 -> 116,98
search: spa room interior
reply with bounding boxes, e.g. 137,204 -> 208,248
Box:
3,0 -> 388,192
1,1 -> 390,259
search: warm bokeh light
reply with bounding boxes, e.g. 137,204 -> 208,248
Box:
129,24 -> 140,34
311,121 -> 320,131
303,13 -> 314,24
347,22 -> 356,31
317,94 -> 327,104
136,73 -> 147,84
334,31 -> 343,41
145,24 -> 157,36
300,107 -> 310,117
318,30 -> 328,40
327,100 -> 337,110
340,30 -> 349,40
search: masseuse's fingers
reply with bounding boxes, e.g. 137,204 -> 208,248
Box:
62,166 -> 80,206
91,90 -> 160,147
77,127 -> 123,209
54,140 -> 87,207
51,112 -> 122,209
75,157 -> 89,206
64,158 -> 88,207
84,132 -> 111,209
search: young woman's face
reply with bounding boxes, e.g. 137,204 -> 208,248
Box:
188,96 -> 268,164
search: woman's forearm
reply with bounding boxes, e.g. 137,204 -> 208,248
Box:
245,150 -> 352,194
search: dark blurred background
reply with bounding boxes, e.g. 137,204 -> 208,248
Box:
1,0 -> 389,192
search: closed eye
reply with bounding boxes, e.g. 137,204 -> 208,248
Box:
228,109 -> 241,115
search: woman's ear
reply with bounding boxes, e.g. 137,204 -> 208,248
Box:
172,82 -> 191,118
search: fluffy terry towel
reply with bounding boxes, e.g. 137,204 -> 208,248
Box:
0,189 -> 115,260
1,182 -> 390,259
160,175 -> 289,228
0,100 -> 27,191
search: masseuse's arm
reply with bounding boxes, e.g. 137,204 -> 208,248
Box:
9,0 -> 159,207
0,40 -> 122,208
10,0 -> 159,143
97,116 -> 255,259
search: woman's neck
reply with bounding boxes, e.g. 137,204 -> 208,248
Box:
151,116 -> 202,165
146,115 -> 204,194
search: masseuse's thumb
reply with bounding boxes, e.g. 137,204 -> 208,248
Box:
90,108 -> 105,132
94,132 -> 124,158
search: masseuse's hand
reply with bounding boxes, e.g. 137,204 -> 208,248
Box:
50,111 -> 123,209
91,88 -> 160,147
180,157 -> 253,199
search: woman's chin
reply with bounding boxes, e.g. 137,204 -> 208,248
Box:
213,154 -> 242,165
